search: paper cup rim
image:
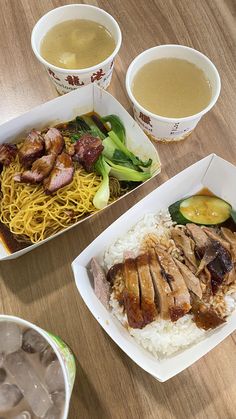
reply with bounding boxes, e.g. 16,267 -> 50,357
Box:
31,4 -> 122,74
0,314 -> 70,419
126,44 -> 221,123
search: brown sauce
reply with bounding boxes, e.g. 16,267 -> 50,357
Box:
0,222 -> 29,254
195,187 -> 215,196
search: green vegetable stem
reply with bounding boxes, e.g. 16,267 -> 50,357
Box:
93,156 -> 111,210
103,131 -> 152,169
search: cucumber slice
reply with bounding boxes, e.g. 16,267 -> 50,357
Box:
169,195 -> 232,225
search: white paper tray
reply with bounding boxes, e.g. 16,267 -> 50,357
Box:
72,154 -> 236,381
0,84 -> 160,260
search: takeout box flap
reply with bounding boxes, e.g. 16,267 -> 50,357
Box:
0,84 -> 160,260
72,153 -> 236,381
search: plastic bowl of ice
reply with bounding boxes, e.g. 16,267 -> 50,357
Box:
0,315 -> 76,418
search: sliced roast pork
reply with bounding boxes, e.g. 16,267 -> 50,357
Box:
20,154 -> 56,184
19,130 -> 44,168
91,258 -> 110,309
123,258 -> 144,328
0,143 -> 17,166
148,248 -> 174,320
44,153 -> 74,194
155,246 -> 191,321
174,259 -> 202,299
74,134 -> 104,172
44,128 -> 64,156
136,253 -> 158,324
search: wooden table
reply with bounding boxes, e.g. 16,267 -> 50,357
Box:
0,0 -> 236,418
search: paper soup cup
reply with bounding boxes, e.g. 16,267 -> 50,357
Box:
126,45 -> 221,142
31,4 -> 122,94
0,315 -> 76,418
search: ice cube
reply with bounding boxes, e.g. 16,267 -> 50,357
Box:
0,368 -> 6,384
13,412 -> 31,419
0,322 -> 22,354
0,383 -> 23,411
22,329 -> 48,354
45,361 -> 64,393
51,391 -> 65,409
39,346 -> 57,367
5,350 -> 52,417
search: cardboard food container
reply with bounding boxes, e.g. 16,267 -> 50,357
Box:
0,84 -> 160,260
72,154 -> 236,382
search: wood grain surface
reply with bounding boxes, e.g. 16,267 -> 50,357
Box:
0,0 -> 236,418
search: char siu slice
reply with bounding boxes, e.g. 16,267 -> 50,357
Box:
20,154 -> 56,184
44,152 -> 74,194
19,130 -> 44,168
74,134 -> 104,172
44,128 -> 64,156
0,144 -> 17,166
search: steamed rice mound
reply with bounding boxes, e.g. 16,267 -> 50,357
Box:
105,211 -> 236,358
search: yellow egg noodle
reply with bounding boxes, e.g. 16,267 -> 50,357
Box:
0,157 -> 101,244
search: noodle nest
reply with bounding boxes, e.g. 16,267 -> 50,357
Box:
0,157 -> 101,243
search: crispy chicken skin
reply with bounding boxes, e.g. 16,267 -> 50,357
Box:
123,258 -> 144,329
19,129 -> 44,168
136,253 -> 158,324
44,152 -> 74,194
148,248 -> 174,320
191,296 -> 225,330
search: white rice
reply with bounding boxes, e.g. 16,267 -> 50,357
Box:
105,210 -> 236,358
104,211 -> 173,270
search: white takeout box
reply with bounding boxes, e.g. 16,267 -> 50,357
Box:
0,84 -> 160,260
72,154 -> 236,382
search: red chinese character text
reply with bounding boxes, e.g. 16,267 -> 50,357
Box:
139,112 -> 152,127
91,69 -> 105,83
48,68 -> 60,81
65,75 -> 84,86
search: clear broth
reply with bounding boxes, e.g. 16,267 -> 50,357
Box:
132,58 -> 212,118
40,19 -> 116,69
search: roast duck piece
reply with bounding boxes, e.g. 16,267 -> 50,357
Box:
91,223 -> 236,330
